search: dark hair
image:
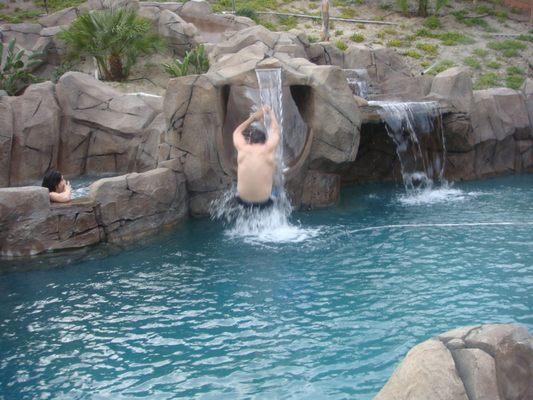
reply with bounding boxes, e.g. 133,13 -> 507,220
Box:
248,127 -> 266,144
42,170 -> 62,192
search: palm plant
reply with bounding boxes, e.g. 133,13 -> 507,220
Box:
163,45 -> 209,77
0,39 -> 42,96
58,8 -> 164,81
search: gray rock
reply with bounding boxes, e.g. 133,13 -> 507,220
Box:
452,348 -> 501,400
375,339 -> 468,400
429,67 -> 473,113
300,170 -> 340,209
8,82 -> 61,186
377,324 -> 533,400
158,9 -> 199,56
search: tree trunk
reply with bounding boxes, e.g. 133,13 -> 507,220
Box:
418,0 -> 428,17
108,54 -> 124,81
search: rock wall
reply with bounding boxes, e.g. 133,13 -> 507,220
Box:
0,167 -> 187,259
376,324 -> 533,400
344,68 -> 533,184
161,28 -> 362,215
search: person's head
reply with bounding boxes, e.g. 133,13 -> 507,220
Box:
246,127 -> 267,145
42,170 -> 65,193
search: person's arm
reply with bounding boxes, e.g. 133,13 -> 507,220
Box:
265,107 -> 280,152
49,182 -> 72,203
233,109 -> 264,150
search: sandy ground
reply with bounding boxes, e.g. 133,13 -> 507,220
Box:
1,0 -> 531,95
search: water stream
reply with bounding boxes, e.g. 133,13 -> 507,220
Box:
211,69 -> 314,243
344,69 -> 371,99
368,101 -> 446,192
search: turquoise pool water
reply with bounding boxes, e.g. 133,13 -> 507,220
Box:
1,176 -> 532,399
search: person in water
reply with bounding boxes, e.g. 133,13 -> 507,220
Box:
233,106 -> 280,209
41,170 -> 72,203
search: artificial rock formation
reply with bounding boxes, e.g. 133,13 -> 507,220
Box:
376,324 -> 533,400
0,167 -> 187,258
161,28 -> 362,215
56,71 -> 163,177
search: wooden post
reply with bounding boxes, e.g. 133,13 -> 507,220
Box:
321,0 -> 330,42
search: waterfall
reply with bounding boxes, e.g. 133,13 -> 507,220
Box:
344,69 -> 370,99
368,101 -> 446,191
210,68 -> 316,243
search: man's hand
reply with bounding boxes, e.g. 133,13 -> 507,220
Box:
250,108 -> 264,122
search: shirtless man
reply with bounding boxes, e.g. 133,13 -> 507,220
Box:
233,106 -> 280,209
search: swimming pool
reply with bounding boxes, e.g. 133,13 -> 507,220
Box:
1,175 -> 531,399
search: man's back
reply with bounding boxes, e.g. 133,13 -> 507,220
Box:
236,145 -> 276,202
233,107 -> 280,204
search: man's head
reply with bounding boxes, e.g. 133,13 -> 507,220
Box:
246,127 -> 267,145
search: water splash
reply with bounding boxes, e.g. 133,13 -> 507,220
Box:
211,69 -> 315,243
368,101 -> 446,191
344,69 -> 370,99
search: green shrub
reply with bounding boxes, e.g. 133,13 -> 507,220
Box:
340,6 -> 358,19
404,50 -> 422,59
350,33 -> 365,43
278,15 -> 297,30
236,7 -> 258,22
424,16 -> 441,29
474,72 -> 500,89
59,8 -> 164,81
486,60 -> 501,69
517,34 -> 533,42
0,9 -> 42,23
415,28 -> 436,38
396,0 -> 409,15
36,0 -> 84,13
463,56 -> 481,69
438,32 -> 475,46
506,75 -> 525,90
473,48 -> 488,58
335,40 -> 348,51
506,66 -> 524,76
52,61 -> 75,83
163,44 -> 209,77
0,39 -> 42,95
416,42 -> 439,56
260,20 -> 278,31
487,39 -> 526,56
427,59 -> 455,75
387,39 -> 404,47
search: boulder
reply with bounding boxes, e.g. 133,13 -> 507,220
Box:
429,67 -> 473,113
38,7 -> 79,28
179,0 -> 212,19
376,324 -> 533,400
162,53 -> 360,215
300,170 -> 340,209
1,23 -> 42,50
471,88 -> 531,143
0,98 -> 13,187
89,168 -> 187,242
8,82 -> 61,186
158,9 -> 200,56
56,72 -> 160,176
375,339 -> 469,400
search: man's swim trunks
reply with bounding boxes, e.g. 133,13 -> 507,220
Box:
235,195 -> 274,210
